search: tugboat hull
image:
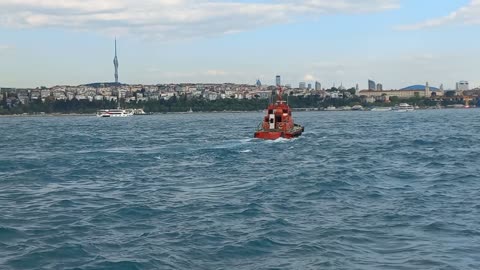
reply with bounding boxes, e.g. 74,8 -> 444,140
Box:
254,130 -> 302,140
254,125 -> 304,140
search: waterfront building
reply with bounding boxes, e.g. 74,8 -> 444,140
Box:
256,79 -> 262,87
276,75 -> 281,87
376,83 -> 383,91
30,90 -> 41,100
315,81 -> 321,91
368,80 -> 376,91
308,83 -> 312,90
256,91 -> 271,99
360,84 -> 443,99
299,82 -> 306,89
40,89 -> 51,99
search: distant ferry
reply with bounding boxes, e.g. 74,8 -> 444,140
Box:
96,109 -> 134,117
325,106 -> 336,111
393,103 -> 415,112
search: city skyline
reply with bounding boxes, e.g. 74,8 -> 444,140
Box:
0,0 -> 479,89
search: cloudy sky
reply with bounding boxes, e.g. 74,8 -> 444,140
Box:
0,0 -> 478,89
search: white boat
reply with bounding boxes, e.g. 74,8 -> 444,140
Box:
394,103 -> 415,112
325,106 -> 337,111
352,105 -> 364,111
133,108 -> 146,115
188,107 -> 193,113
96,109 -> 134,117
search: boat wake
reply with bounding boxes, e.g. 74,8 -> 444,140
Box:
212,138 -> 254,149
263,137 -> 297,143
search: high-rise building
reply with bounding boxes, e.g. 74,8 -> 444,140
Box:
113,39 -> 119,84
276,75 -> 281,87
307,83 -> 312,90
456,81 -> 469,92
315,81 -> 322,91
355,84 -> 359,95
299,82 -> 306,89
376,83 -> 383,91
368,80 -> 376,91
256,79 -> 262,87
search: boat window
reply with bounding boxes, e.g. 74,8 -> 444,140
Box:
283,109 -> 288,113
268,109 -> 274,114
270,119 -> 274,124
275,115 -> 282,123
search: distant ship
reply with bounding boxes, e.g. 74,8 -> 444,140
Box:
96,109 -> 134,117
254,87 -> 304,140
393,103 -> 415,112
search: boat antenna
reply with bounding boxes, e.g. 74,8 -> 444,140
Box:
277,86 -> 283,102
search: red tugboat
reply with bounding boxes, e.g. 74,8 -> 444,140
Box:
254,87 -> 304,140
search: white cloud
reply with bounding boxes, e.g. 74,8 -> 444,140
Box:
0,44 -> 15,52
0,0 -> 399,40
397,0 -> 480,30
303,74 -> 316,81
205,70 -> 228,76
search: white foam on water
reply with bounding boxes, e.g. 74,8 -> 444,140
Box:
265,137 -> 296,143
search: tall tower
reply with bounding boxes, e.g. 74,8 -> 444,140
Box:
425,82 -> 430,97
368,80 -> 376,91
113,39 -> 119,84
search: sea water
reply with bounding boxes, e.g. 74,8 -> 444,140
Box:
1,110 -> 480,269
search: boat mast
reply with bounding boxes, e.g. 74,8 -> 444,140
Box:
277,86 -> 283,103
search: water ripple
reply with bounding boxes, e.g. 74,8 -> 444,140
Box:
1,110 -> 480,269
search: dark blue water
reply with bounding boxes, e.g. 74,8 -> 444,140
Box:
1,110 -> 480,270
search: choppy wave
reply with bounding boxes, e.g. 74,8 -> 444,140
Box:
1,110 -> 480,269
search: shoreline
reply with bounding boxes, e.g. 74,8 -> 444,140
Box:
0,107 -> 476,117
0,111 -> 263,117
0,113 -> 95,117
